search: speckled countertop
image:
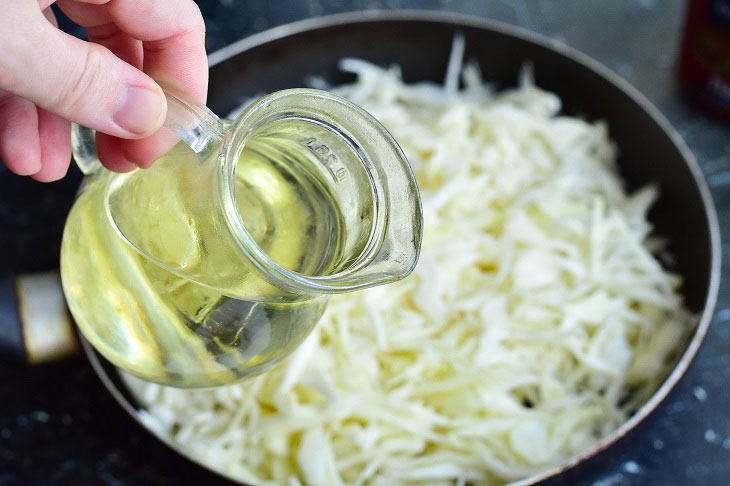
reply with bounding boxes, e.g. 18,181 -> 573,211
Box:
1,1 -> 729,485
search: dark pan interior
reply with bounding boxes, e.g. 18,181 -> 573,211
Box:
86,13 -> 718,486
208,16 -> 714,313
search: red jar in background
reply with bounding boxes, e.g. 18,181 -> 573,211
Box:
679,0 -> 730,120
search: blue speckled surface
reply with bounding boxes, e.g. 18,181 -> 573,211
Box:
1,1 -> 729,485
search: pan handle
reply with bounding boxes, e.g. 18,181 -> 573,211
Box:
0,271 -> 78,364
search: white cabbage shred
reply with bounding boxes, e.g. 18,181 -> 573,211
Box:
127,45 -> 693,485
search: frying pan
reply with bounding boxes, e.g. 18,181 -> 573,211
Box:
2,10 -> 722,486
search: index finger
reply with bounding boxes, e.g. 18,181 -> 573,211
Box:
106,0 -> 208,103
59,0 -> 208,166
59,0 -> 207,98
109,0 -> 208,165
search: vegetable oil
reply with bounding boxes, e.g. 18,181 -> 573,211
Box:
61,132 -> 347,387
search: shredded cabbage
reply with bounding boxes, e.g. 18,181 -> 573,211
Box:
126,45 -> 693,486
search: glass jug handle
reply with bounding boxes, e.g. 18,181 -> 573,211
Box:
70,124 -> 103,176
71,88 -> 226,176
161,88 -> 226,155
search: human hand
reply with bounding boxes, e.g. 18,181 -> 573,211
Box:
0,0 -> 208,181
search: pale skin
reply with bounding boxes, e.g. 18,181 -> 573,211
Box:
0,0 -> 208,181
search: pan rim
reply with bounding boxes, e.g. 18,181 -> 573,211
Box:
87,9 -> 722,486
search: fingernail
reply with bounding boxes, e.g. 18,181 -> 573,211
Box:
113,86 -> 165,136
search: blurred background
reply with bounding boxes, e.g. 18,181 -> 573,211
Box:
1,1 -> 729,485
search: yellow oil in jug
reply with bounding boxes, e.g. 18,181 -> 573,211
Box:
61,131 -> 348,387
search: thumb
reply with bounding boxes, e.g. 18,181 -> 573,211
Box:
5,22 -> 166,139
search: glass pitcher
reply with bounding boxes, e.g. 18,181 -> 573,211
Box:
61,88 -> 422,388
